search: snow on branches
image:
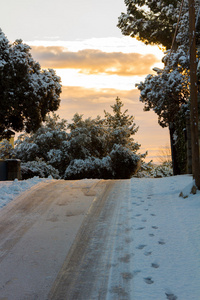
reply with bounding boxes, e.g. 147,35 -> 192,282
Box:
8,98 -> 143,180
0,29 -> 62,139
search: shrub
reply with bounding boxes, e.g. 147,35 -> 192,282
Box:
109,144 -> 140,179
136,161 -> 173,178
64,145 -> 140,180
64,156 -> 112,180
21,160 -> 60,180
151,162 -> 173,178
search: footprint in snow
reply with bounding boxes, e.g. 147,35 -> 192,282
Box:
151,213 -> 156,217
158,239 -> 166,245
136,226 -> 145,230
152,226 -> 158,229
136,244 -> 147,250
135,214 -> 142,217
144,277 -> 154,284
144,251 -> 152,256
165,293 -> 178,300
149,233 -> 155,237
151,262 -> 159,269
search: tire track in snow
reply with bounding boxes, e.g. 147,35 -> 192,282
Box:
49,180 -> 134,300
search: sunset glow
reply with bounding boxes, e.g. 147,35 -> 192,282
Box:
1,1 -> 170,163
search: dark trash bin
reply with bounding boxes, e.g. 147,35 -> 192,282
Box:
6,159 -> 21,180
0,160 -> 7,181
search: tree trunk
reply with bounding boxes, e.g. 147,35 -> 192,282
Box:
188,0 -> 200,188
186,114 -> 193,174
169,124 -> 181,175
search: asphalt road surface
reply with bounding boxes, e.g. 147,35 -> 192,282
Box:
0,179 -> 119,300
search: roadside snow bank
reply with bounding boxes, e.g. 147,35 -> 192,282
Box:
0,177 -> 54,209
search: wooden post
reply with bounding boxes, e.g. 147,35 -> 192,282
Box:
188,0 -> 200,188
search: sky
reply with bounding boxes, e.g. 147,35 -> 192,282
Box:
1,0 -> 170,162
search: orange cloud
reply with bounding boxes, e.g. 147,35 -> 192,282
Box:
31,46 -> 159,76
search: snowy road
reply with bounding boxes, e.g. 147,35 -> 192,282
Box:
0,179 -> 107,300
0,176 -> 200,299
49,180 -> 132,299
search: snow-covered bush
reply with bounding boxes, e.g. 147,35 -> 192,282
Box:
151,162 -> 173,178
136,160 -> 155,178
137,161 -> 173,178
109,144 -> 140,179
64,145 -> 140,180
15,139 -> 40,162
14,98 -> 145,179
15,114 -> 67,163
64,156 -> 112,180
21,160 -> 60,180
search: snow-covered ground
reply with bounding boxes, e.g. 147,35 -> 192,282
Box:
0,175 -> 199,299
0,177 -> 54,209
127,175 -> 200,299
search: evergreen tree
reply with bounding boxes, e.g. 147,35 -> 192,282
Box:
117,0 -> 181,49
67,113 -> 107,159
118,0 -> 200,174
15,114 -> 68,175
0,29 -> 62,139
104,96 -> 140,153
13,99 -> 142,179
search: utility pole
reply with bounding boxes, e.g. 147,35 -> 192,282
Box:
188,0 -> 200,188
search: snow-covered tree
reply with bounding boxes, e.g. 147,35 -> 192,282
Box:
64,101 -> 142,179
117,0 -> 182,49
118,1 -> 200,174
104,96 -> 141,153
0,29 -> 62,139
15,114 -> 68,175
135,1 -> 196,174
66,113 -> 108,159
13,99 -> 142,179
